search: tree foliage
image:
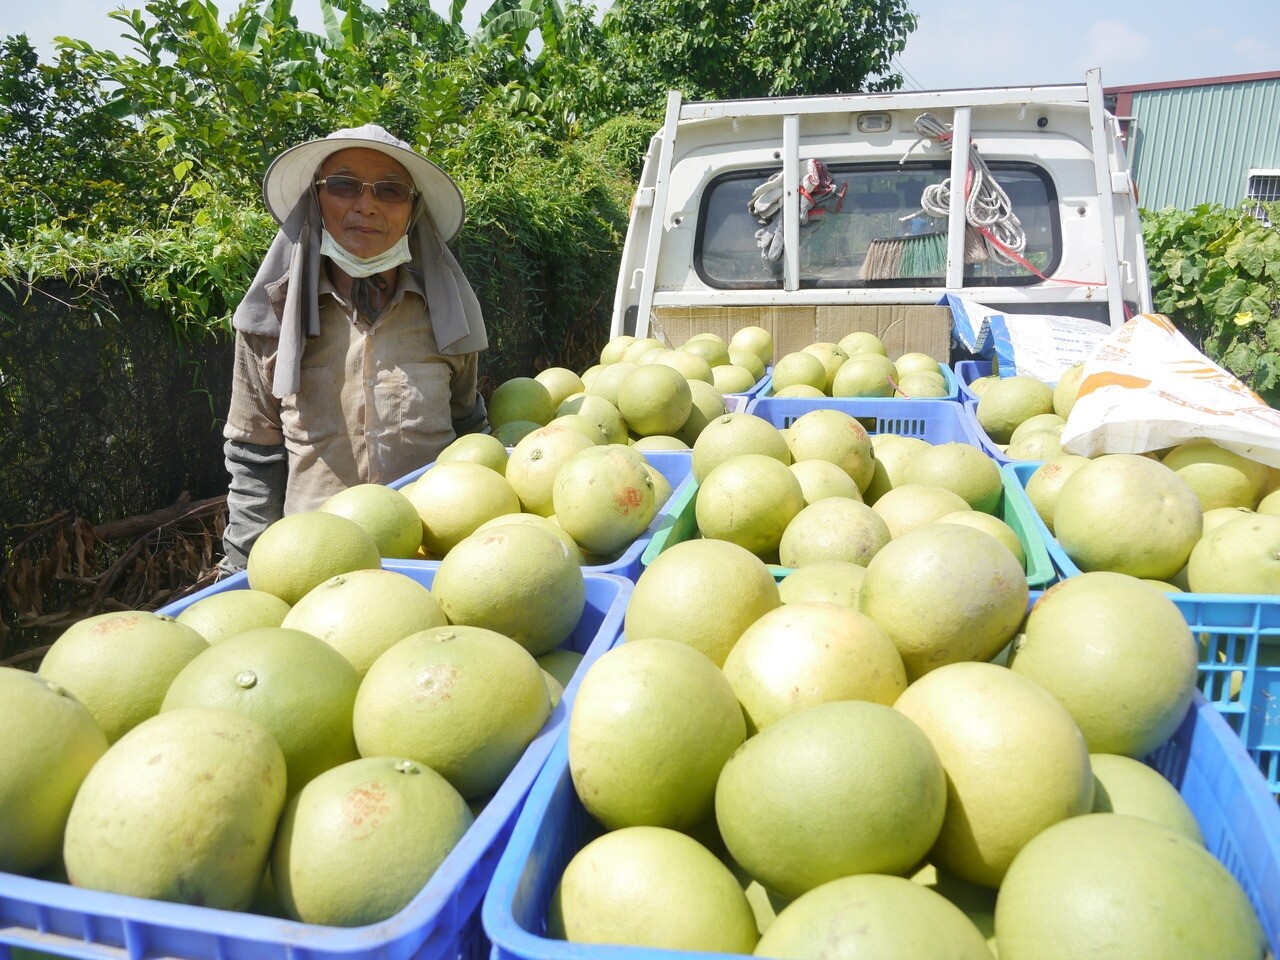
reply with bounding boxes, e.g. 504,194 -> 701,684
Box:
1143,201 -> 1280,401
581,0 -> 916,118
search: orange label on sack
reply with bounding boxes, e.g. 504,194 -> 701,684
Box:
1077,371 -> 1152,398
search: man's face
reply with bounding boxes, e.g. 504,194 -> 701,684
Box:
316,147 -> 415,260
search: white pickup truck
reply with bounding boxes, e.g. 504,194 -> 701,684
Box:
610,69 -> 1152,361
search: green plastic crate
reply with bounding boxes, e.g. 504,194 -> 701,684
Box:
642,469 -> 1055,589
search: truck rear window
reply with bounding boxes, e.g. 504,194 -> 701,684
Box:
695,161 -> 1059,289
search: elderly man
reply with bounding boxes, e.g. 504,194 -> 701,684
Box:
220,125 -> 488,571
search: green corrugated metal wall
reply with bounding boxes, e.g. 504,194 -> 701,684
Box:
1125,77 -> 1280,211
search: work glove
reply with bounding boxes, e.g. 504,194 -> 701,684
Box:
755,217 -> 785,261
748,171 -> 785,219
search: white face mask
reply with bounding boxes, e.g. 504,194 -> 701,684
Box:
320,228 -> 412,278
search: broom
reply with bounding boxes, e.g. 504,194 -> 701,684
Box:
859,226 -> 987,281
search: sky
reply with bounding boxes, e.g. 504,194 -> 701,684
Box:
3,0 -> 1278,90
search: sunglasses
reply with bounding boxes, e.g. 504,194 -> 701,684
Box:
315,175 -> 416,204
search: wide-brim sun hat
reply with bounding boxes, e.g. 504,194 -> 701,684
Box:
263,124 -> 466,243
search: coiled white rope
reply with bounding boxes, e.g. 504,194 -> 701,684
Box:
902,113 -> 1027,266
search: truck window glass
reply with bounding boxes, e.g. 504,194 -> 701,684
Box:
695,162 -> 1059,289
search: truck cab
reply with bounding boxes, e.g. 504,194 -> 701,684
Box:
611,69 -> 1151,358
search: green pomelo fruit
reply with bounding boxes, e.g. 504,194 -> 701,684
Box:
681,336 -> 732,368
535,648 -> 583,689
692,413 -> 791,482
547,413 -> 608,446
802,342 -> 849,393
177,589 -> 292,644
772,383 -> 825,398
641,461 -> 675,512
1004,426 -> 1066,462
730,325 -> 774,366
789,458 -> 863,504
1202,506 -> 1255,536
0,668 -> 108,874
553,446 -> 656,558
488,376 -> 555,427
618,364 -> 694,437
655,348 -> 715,384
248,511 -> 382,603
587,362 -> 639,406
755,874 -> 993,960
976,375 -> 1053,444
721,602 -> 906,733
1187,512 -> 1280,594
534,366 -> 587,410
1010,572 -> 1198,757
490,419 -> 541,446
931,510 -> 1025,567
549,826 -> 758,953
894,661 -> 1094,888
1053,454 -> 1202,580
319,483 -> 423,559
600,334 -> 636,365
1023,456 -> 1091,533
406,462 -> 522,557
63,707 -> 286,910
861,435 -> 930,505
475,513 -> 584,566
715,700 -> 945,899
1008,413 -> 1066,446
832,353 -> 896,398
870,483 -> 972,539
1162,438 -> 1268,511
353,625 -> 550,798
568,639 -> 745,830
271,756 -> 472,926
787,408 -> 875,490
994,814 -> 1265,960
625,539 -> 780,665
1088,753 -> 1203,843
902,442 -> 1003,514
894,351 -> 941,379
632,435 -> 689,451
1052,362 -> 1085,418
859,524 -> 1028,680
696,453 -> 806,558
727,349 -> 766,383
779,497 -> 891,568
281,568 -> 447,676
556,394 -> 628,445
673,379 -> 729,447
431,523 -> 586,656
436,432 -> 510,473
38,611 -> 208,743
838,331 -> 887,357
162,627 -> 361,794
506,424 -> 598,516
711,364 -> 758,395
894,371 -> 949,398
777,560 -> 866,607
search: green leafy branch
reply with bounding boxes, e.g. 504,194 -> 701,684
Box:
1142,201 -> 1280,400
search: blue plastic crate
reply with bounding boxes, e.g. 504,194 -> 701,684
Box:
387,451 -> 695,582
481,692 -> 1280,960
953,359 -> 994,402
756,362 -> 959,402
0,564 -> 632,960
746,396 -> 985,443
